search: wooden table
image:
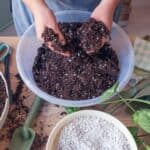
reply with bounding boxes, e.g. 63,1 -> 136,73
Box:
0,36 -> 149,150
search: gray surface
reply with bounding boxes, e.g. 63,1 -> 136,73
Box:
0,0 -> 12,31
0,23 -> 17,36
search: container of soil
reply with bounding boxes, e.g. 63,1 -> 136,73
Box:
16,10 -> 134,107
0,72 -> 9,129
46,110 -> 137,150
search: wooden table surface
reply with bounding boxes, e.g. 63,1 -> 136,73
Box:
0,36 -> 149,150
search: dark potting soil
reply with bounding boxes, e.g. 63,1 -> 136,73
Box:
0,74 -> 48,149
0,75 -> 7,116
31,134 -> 48,150
42,18 -> 110,55
33,21 -> 119,100
77,18 -> 110,54
42,22 -> 82,55
0,74 -> 29,141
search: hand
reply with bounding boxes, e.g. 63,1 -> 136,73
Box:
88,0 -> 119,53
91,0 -> 119,30
23,0 -> 65,42
23,0 -> 71,56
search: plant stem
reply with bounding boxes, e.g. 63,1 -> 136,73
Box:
101,98 -> 150,105
117,94 -> 135,112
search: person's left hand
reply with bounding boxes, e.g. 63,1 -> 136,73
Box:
89,0 -> 119,52
91,0 -> 119,30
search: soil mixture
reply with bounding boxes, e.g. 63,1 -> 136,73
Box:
42,18 -> 110,55
33,20 -> 119,100
77,18 -> 110,54
0,74 -> 48,150
0,74 -> 29,145
42,22 -> 82,55
0,75 -> 7,116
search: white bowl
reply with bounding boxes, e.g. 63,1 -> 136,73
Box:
16,10 -> 134,107
46,110 -> 137,150
0,72 -> 9,129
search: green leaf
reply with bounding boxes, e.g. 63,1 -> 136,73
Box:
65,107 -> 80,114
128,127 -> 144,146
109,77 -> 150,101
101,82 -> 119,101
136,138 -> 144,146
133,109 -> 150,133
145,145 -> 150,150
101,98 -> 150,105
111,89 -> 132,100
128,127 -> 139,137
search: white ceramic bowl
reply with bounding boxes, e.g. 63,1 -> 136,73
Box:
46,110 -> 137,150
16,10 -> 134,107
0,72 -> 9,129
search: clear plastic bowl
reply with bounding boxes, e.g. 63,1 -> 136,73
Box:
16,10 -> 134,107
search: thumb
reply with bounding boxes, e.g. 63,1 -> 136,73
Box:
56,27 -> 66,45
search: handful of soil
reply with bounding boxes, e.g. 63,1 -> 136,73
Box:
0,75 -> 7,116
77,18 -> 110,54
42,22 -> 82,56
33,21 -> 119,100
42,18 -> 110,55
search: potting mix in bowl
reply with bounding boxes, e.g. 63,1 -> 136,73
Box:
17,10 -> 134,106
32,18 -> 119,100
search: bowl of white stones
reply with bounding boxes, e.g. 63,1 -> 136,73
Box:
46,110 -> 137,150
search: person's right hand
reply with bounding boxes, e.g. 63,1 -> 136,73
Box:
34,3 -> 65,42
23,0 -> 65,42
23,0 -> 71,56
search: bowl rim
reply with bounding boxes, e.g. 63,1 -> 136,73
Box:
0,72 -> 9,129
46,110 -> 138,150
16,10 -> 134,107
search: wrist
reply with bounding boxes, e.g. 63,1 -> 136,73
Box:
92,0 -> 120,30
23,0 -> 46,15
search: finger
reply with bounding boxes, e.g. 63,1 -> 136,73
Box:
55,27 -> 66,45
101,36 -> 109,47
35,21 -> 44,42
47,42 -> 71,57
38,32 -> 44,42
47,42 -> 54,50
58,51 -> 71,57
46,24 -> 66,45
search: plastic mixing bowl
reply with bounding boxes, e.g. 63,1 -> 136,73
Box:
16,10 -> 134,107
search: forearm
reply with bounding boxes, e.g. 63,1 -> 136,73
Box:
98,0 -> 120,16
22,0 -> 48,15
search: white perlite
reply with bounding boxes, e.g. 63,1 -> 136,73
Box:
55,115 -> 131,150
